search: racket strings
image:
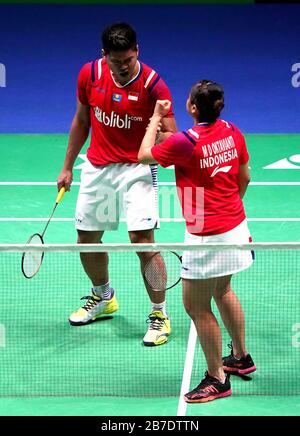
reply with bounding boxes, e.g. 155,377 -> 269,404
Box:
144,253 -> 167,290
21,188 -> 66,279
21,234 -> 44,279
144,252 -> 182,291
23,252 -> 43,277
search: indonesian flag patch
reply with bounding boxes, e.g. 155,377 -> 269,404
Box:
128,92 -> 139,101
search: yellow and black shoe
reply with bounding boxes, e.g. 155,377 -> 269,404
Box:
143,310 -> 171,346
69,291 -> 119,326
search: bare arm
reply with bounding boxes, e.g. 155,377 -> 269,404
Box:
57,99 -> 90,191
238,163 -> 251,198
159,115 -> 177,142
138,100 -> 171,164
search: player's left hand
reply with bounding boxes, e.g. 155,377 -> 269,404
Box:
154,100 -> 171,117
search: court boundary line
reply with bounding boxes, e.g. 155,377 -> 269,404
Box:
177,321 -> 197,416
1,218 -> 300,222
1,182 -> 300,186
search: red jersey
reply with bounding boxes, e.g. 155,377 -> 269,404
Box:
77,58 -> 174,165
151,119 -> 249,236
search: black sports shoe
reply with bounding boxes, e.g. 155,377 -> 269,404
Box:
222,343 -> 256,375
184,372 -> 232,403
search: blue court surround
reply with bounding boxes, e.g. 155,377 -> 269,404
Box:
0,4 -> 299,133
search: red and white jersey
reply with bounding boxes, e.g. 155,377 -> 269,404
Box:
77,58 -> 174,165
151,119 -> 250,236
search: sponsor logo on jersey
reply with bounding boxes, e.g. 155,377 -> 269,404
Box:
210,165 -> 232,177
112,93 -> 122,102
94,107 -> 143,129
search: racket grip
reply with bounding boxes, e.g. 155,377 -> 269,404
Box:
56,186 -> 66,204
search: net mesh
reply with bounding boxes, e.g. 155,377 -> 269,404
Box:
0,243 -> 299,397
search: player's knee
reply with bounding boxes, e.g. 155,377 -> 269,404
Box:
183,301 -> 195,318
129,232 -> 139,244
77,230 -> 101,244
214,283 -> 232,301
129,230 -> 154,244
184,302 -> 211,322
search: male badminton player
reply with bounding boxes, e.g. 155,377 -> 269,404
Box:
57,23 -> 177,346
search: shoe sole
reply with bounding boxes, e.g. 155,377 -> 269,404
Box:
184,389 -> 232,403
223,365 -> 256,375
143,333 -> 170,347
69,306 -> 119,326
69,314 -> 115,326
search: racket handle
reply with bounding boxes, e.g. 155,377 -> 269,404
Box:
56,186 -> 66,204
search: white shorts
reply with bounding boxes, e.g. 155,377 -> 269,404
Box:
181,219 -> 254,280
75,161 -> 159,232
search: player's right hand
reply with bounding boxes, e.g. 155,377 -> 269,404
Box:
57,170 -> 73,192
154,100 -> 171,117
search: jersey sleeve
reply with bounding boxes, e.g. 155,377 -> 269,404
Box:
151,131 -> 195,167
227,122 -> 249,165
76,63 -> 91,106
146,73 -> 174,118
239,136 -> 249,164
234,127 -> 249,165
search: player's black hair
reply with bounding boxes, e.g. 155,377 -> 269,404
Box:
190,80 -> 225,123
102,22 -> 137,54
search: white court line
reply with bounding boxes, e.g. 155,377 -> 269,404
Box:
157,182 -> 300,186
0,218 -> 75,221
0,182 -> 81,186
249,182 -> 300,186
1,218 -> 300,222
248,218 -> 300,222
0,324 -> 5,348
1,181 -> 300,186
177,321 -> 197,416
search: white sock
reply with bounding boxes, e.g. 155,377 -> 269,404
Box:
151,301 -> 167,317
92,282 -> 113,300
